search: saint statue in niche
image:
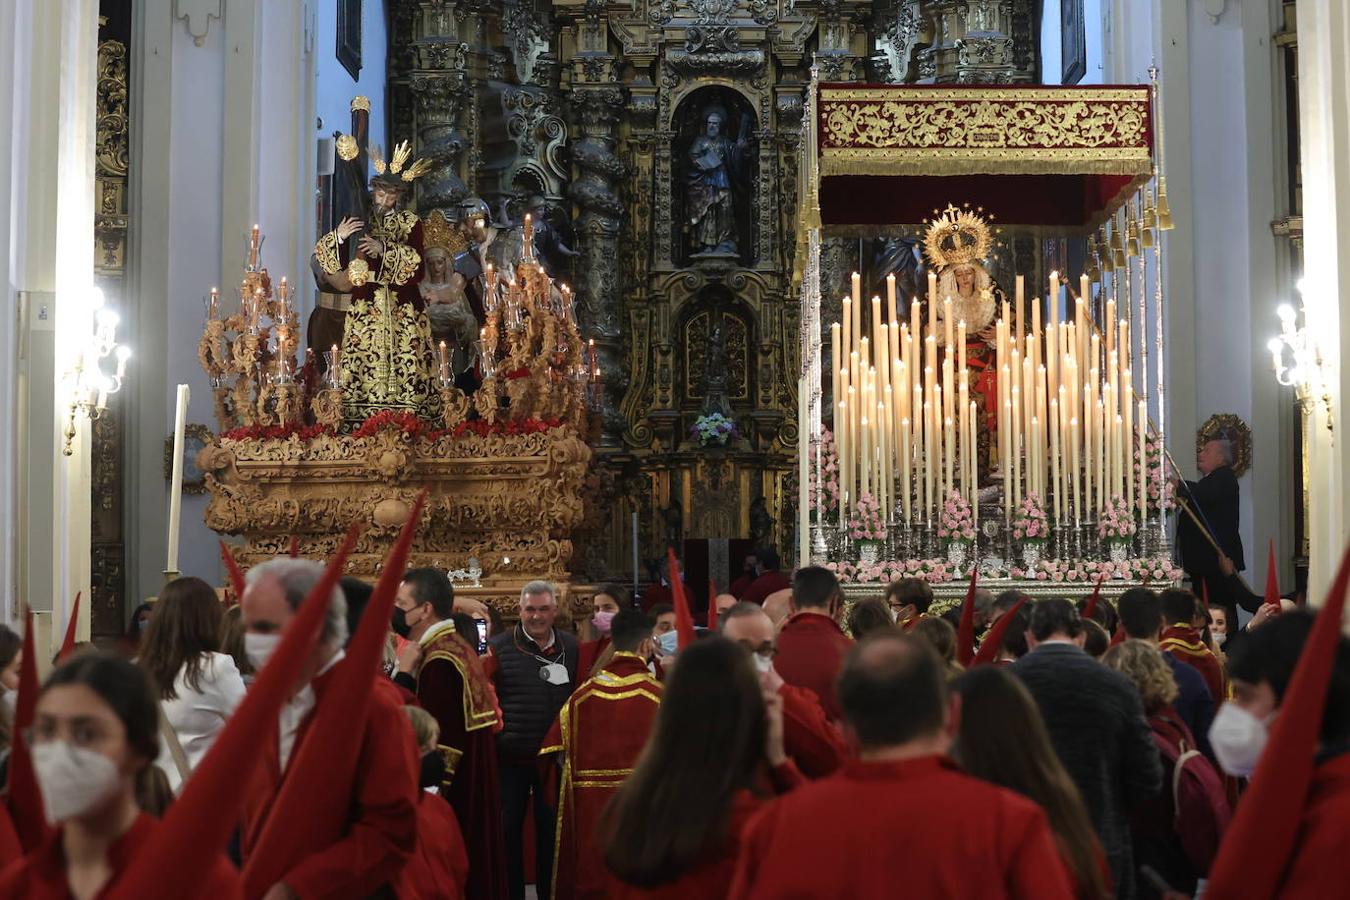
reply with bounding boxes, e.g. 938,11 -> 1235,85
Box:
685,105 -> 750,257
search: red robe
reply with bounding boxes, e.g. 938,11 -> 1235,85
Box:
1160,623 -> 1227,703
777,683 -> 847,778
239,668 -> 418,897
576,636 -> 612,681
774,612 -> 853,721
729,756 -> 1075,899
415,622 -> 507,900
541,653 -> 663,900
610,762 -> 805,900
396,790 -> 471,900
740,571 -> 791,607
729,574 -> 754,599
1277,752 -> 1350,897
0,813 -> 241,898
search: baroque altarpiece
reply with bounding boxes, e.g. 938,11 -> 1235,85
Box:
385,0 -> 1041,580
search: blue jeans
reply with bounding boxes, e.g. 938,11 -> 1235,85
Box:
500,758 -> 555,900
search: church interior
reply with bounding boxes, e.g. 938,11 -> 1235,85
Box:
2,0 -> 1347,651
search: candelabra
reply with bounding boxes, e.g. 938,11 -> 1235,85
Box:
1269,281 -> 1334,432
63,287 -> 131,455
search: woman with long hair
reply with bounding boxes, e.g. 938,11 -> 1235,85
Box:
137,577 -> 246,793
599,636 -> 798,898
0,652 -> 239,895
953,666 -> 1110,899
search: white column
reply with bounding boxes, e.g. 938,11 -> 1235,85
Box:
1298,0 -> 1350,602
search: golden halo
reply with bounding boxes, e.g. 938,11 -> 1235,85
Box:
923,203 -> 994,270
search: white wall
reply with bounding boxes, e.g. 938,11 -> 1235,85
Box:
1040,0 -> 1107,85
1103,0 -> 1289,591
314,0 -> 387,161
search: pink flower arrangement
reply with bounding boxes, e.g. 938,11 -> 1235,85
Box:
1012,492 -> 1049,543
1010,557 -> 1183,584
810,427 -> 841,514
1135,431 -> 1175,514
825,558 -> 956,585
848,491 -> 886,542
937,489 -> 976,543
1098,494 -> 1138,540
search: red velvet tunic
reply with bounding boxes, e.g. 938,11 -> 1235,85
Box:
777,683 -> 848,778
239,668 -> 418,898
774,612 -> 853,721
729,756 -> 1076,900
0,813 -> 241,899
541,653 -> 663,900
416,624 -> 507,900
1278,753 -> 1350,897
1160,623 -> 1227,703
396,790 -> 471,900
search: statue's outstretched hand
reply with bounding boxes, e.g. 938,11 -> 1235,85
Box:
358,235 -> 385,257
335,217 -> 363,241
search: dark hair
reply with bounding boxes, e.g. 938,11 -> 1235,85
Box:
451,614 -> 480,652
138,577 -> 222,701
953,667 -> 1110,899
846,597 -> 895,640
0,625 -> 20,672
648,603 -> 674,619
219,605 -> 252,678
1118,588 -> 1163,640
1160,588 -> 1200,625
124,602 -> 154,645
610,609 -> 654,651
1227,610 -> 1350,745
1081,619 -> 1110,659
886,578 -> 935,614
791,566 -> 841,610
44,652 -> 159,764
993,589 -> 1029,613
837,633 -> 946,748
595,584 -> 632,610
1000,604 -> 1032,659
1077,595 -> 1119,635
912,615 -> 957,663
340,577 -> 374,645
758,546 -> 781,571
600,637 -> 766,887
1028,598 -> 1082,642
402,568 -> 455,619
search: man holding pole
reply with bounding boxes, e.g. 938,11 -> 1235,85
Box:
1173,437 -> 1245,629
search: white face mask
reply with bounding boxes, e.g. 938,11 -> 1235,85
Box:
32,740 -> 122,824
1209,702 -> 1270,777
1213,631 -> 1227,648
245,632 -> 282,671
753,653 -> 774,675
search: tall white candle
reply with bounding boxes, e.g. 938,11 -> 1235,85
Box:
167,384 -> 191,575
798,377 -> 810,564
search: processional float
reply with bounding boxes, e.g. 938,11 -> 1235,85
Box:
793,70 -> 1183,599
195,99 -> 599,602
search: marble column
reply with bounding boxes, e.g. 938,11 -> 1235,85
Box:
569,76 -> 627,447
1297,0 -> 1350,602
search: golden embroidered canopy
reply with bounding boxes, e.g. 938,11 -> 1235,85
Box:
812,84 -> 1154,231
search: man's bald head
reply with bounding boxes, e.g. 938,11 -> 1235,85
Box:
762,589 -> 793,628
837,633 -> 947,751
721,602 -> 775,654
714,593 -> 738,616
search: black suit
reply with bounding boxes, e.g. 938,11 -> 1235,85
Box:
1013,642 -> 1162,900
1177,465 -> 1244,623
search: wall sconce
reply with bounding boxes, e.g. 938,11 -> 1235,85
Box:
1268,279 -> 1334,432
62,287 -> 131,455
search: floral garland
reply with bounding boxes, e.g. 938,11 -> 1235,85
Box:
690,412 -> 739,447
848,491 -> 886,542
221,422 -> 334,442
937,489 -> 976,543
825,558 -> 957,585
1009,557 -> 1184,584
810,427 -> 841,514
1012,492 -> 1049,543
1135,430 -> 1175,514
1098,494 -> 1138,540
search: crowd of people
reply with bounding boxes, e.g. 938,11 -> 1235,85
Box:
0,535 -> 1347,900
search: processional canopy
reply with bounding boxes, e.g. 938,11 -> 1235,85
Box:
814,84 -> 1154,231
